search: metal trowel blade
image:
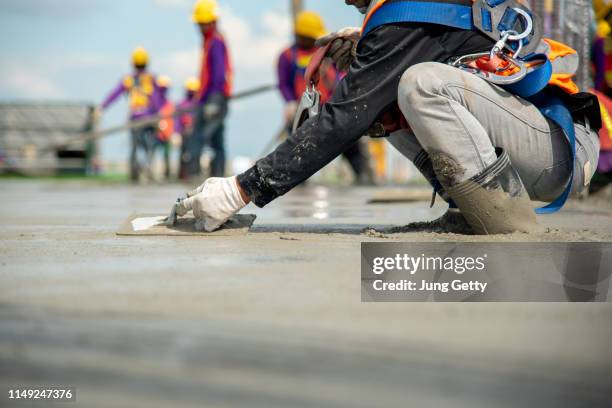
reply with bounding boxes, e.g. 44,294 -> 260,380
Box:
165,203 -> 178,227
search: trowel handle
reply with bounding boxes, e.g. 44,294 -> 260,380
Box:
305,43 -> 332,87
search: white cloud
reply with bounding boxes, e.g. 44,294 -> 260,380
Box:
0,50 -> 126,100
0,62 -> 65,99
156,48 -> 201,91
0,0 -> 102,17
221,7 -> 290,85
152,0 -> 189,8
156,6 -> 290,92
224,7 -> 290,69
0,5 -> 290,102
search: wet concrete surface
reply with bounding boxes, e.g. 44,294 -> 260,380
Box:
0,180 -> 611,407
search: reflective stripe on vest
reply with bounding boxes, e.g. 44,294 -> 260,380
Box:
361,0 -> 582,213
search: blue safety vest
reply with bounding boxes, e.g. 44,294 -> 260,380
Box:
363,0 -> 578,214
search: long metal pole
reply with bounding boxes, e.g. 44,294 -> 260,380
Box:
291,0 -> 303,27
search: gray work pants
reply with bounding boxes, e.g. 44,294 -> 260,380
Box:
389,62 -> 600,203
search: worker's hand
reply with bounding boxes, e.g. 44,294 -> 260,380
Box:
284,101 -> 298,125
344,0 -> 371,13
315,27 -> 361,72
177,176 -> 247,232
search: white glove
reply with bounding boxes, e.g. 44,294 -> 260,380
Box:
177,176 -> 247,232
315,27 -> 361,72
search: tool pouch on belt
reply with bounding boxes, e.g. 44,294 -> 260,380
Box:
292,43 -> 331,133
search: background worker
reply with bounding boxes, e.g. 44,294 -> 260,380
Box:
177,78 -> 201,180
99,46 -> 160,182
592,0 -> 612,192
278,10 -> 374,185
156,76 -> 174,180
184,0 -> 233,179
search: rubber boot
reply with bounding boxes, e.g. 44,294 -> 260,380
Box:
413,150 -> 453,205
445,149 -> 537,235
375,150 -> 473,234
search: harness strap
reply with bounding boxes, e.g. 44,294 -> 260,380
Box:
362,0 -> 474,37
503,54 -> 552,98
304,43 -> 332,87
528,93 -> 576,214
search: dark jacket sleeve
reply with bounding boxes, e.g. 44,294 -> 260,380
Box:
239,24 -> 489,207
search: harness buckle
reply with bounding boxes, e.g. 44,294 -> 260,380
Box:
292,84 -> 321,133
472,0 -> 542,56
453,3 -> 537,86
451,52 -> 528,86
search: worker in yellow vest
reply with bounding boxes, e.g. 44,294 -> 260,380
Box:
99,46 -> 161,182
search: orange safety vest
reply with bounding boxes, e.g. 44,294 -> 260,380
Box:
157,101 -> 175,142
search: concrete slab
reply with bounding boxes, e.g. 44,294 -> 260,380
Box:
0,180 -> 611,407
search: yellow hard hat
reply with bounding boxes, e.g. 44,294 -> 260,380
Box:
598,20 -> 612,38
157,75 -> 172,88
185,77 -> 201,92
192,0 -> 219,24
132,46 -> 149,66
295,11 -> 327,40
594,0 -> 612,20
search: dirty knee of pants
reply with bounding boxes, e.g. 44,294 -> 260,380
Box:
430,152 -> 467,187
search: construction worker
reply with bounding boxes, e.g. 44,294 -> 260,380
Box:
174,0 -> 601,235
156,76 -> 174,180
184,0 -> 233,179
177,78 -> 201,180
99,46 -> 161,182
278,10 -> 374,185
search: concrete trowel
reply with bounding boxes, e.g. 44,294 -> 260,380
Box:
165,194 -> 187,227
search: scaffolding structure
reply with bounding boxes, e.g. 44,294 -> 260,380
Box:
0,102 -> 98,175
529,0 -> 594,90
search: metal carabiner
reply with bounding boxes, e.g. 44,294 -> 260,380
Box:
498,7 -> 533,58
490,31 -> 510,59
451,52 -> 528,86
506,8 -> 533,43
292,84 -> 321,133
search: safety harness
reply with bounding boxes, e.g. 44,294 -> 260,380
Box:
361,0 -> 584,214
124,72 -> 156,113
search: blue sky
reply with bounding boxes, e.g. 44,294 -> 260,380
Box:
0,0 -> 360,161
